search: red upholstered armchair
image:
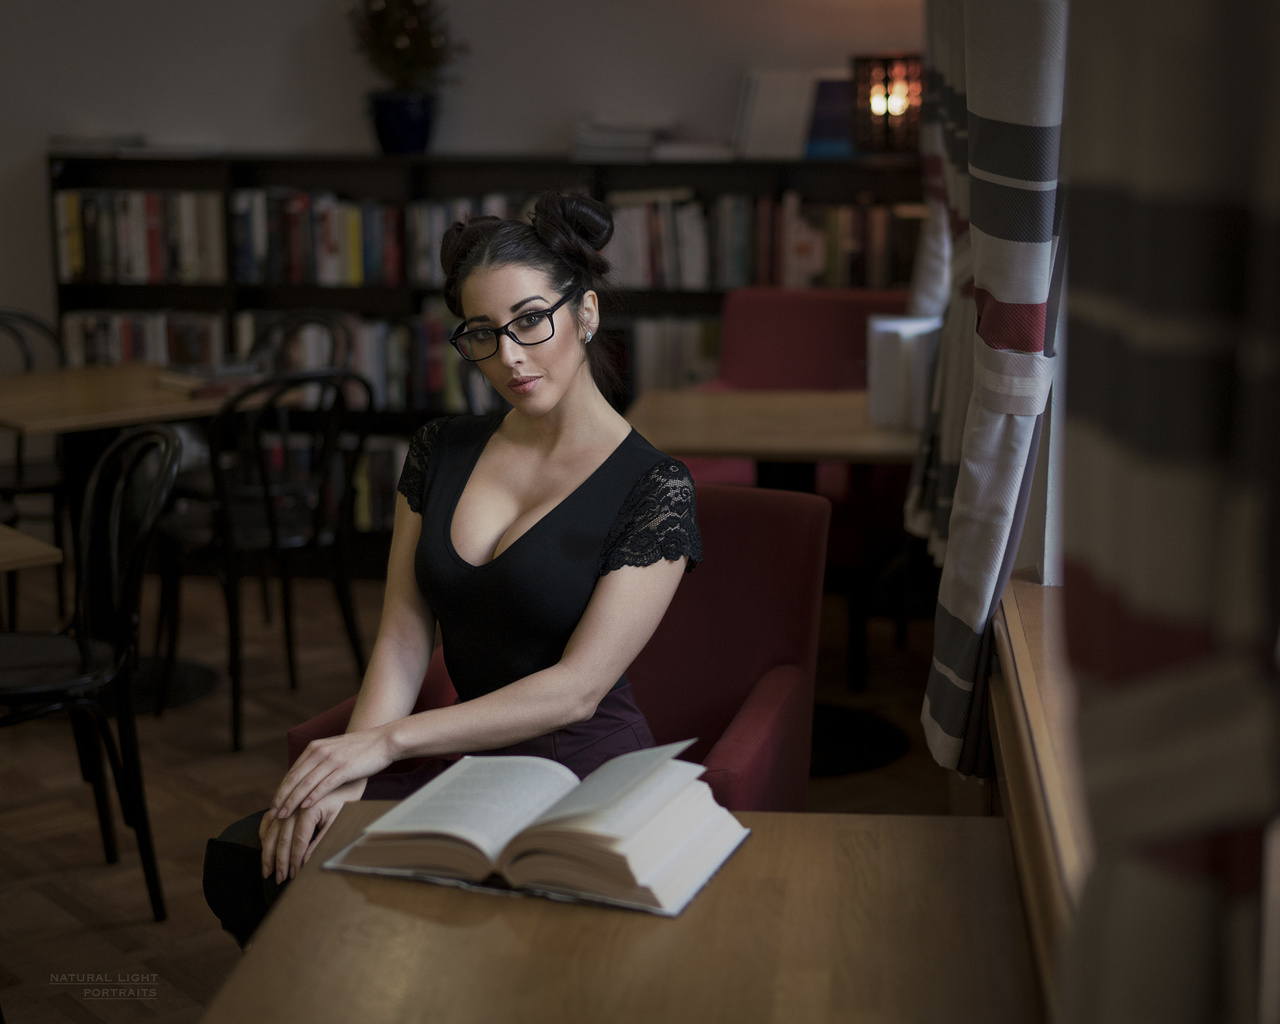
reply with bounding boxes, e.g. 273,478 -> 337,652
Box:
286,484 -> 831,812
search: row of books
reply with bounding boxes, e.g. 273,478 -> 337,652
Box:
54,188 -> 921,292
229,190 -> 404,287
63,309 -> 226,367
59,301 -> 473,415
53,190 -> 226,285
230,190 -> 528,288
606,189 -> 925,292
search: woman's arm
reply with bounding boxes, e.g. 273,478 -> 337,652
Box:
261,493 -> 434,881
271,553 -> 688,819
345,494 -> 436,732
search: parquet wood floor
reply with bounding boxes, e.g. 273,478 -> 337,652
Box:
1,563 -> 943,1023
1,571 -> 381,1024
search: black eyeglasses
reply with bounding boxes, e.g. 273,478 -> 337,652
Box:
449,288 -> 581,362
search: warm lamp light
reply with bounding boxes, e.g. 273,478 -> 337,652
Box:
851,54 -> 923,153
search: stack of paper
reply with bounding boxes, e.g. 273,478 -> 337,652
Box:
867,315 -> 943,431
572,116 -> 670,162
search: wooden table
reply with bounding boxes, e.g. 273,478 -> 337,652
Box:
0,362 -> 229,436
202,805 -> 1040,1024
625,389 -> 920,465
0,524 -> 63,573
0,362 -> 224,704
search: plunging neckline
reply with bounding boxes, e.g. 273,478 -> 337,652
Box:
446,414 -> 637,570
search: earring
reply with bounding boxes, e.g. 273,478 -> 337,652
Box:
584,331 -> 593,344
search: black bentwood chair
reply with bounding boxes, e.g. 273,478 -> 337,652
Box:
0,425 -> 182,922
155,370 -> 373,751
0,308 -> 69,626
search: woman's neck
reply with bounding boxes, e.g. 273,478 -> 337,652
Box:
502,364 -> 626,455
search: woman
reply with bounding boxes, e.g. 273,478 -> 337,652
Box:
204,192 -> 702,946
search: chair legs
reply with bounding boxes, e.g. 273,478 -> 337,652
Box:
278,557 -> 299,692
51,489 -> 68,620
154,548 -> 183,716
161,544 -> 364,752
222,558 -> 245,753
332,560 -> 366,680
69,706 -> 118,864
107,677 -> 167,922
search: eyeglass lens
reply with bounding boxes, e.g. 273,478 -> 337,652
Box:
454,310 -> 556,361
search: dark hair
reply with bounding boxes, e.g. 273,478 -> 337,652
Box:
439,192 -> 622,403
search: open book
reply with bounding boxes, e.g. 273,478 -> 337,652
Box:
325,740 -> 749,916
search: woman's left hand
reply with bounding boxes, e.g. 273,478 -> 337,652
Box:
269,725 -> 397,820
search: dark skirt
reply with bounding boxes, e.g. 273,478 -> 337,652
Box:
203,683 -> 654,947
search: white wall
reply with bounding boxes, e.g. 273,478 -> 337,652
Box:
0,0 -> 922,318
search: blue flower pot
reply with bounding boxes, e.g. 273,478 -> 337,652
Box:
369,90 -> 436,154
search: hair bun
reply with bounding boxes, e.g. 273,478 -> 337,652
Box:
529,193 -> 613,287
532,193 -> 614,253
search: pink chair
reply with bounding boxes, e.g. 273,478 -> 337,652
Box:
678,287 -> 909,488
286,484 -> 831,812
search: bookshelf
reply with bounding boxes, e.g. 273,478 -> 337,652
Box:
47,151 -> 921,562
49,151 -> 921,319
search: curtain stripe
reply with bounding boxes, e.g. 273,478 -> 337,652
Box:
1070,190 -> 1252,316
1077,657 -> 1280,851
1063,562 -> 1219,680
970,177 -> 1058,243
968,227 -> 1054,302
968,112 -> 1062,182
921,695 -> 964,766
925,660 -> 978,737
973,290 -> 1048,353
1066,320 -> 1236,461
935,601 -> 986,673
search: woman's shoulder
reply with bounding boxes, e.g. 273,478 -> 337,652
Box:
409,411 -> 503,454
616,429 -> 694,488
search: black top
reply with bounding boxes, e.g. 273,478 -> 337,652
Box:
396,414 -> 702,702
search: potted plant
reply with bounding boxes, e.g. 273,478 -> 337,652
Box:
348,0 -> 467,154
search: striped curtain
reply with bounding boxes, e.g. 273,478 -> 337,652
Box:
908,0 -> 1067,772
1056,0 -> 1280,1019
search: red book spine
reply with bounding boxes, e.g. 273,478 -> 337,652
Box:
145,192 -> 166,283
382,206 -> 403,286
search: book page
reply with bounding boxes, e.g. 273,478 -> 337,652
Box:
362,755 -> 579,865
530,739 -> 695,828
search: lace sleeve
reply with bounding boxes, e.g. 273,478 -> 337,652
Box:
598,459 -> 703,576
396,418 -> 445,514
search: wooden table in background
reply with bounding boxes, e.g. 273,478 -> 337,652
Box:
0,361 -> 225,703
625,389 -> 920,465
202,804 -> 1040,1024
0,524 -> 63,573
0,362 -> 228,436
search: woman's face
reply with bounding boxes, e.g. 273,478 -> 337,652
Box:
457,263 -> 598,416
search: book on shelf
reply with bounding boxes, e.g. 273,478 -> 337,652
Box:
62,310 -> 224,368
53,188 -> 226,285
325,739 -> 750,916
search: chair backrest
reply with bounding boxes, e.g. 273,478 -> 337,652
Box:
625,484 -> 831,766
207,370 -> 374,551
0,308 -> 65,373
248,309 -> 354,372
717,287 -> 909,390
76,425 -> 182,668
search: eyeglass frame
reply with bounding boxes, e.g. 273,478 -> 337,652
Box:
448,286 -> 584,362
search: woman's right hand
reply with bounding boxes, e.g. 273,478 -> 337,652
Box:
259,776 -> 367,885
